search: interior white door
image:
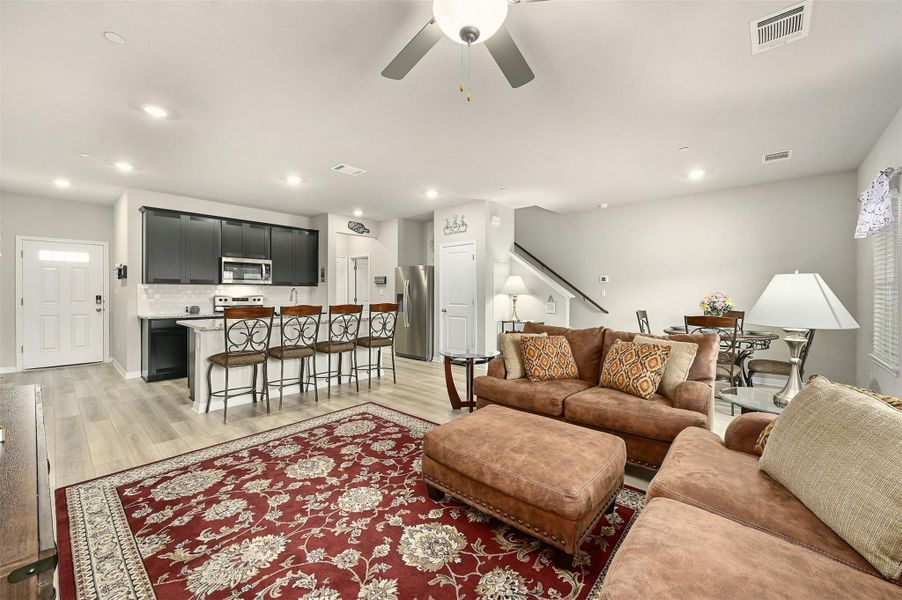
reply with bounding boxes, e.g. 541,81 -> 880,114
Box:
22,240 -> 104,368
440,242 -> 476,353
352,256 -> 370,304
335,256 -> 349,304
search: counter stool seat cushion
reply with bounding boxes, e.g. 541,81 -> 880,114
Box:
208,350 -> 266,367
423,404 -> 625,556
356,336 -> 393,348
315,340 -> 356,353
268,345 -> 314,360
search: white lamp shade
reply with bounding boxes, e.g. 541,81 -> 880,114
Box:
433,0 -> 508,45
501,275 -> 529,295
747,273 -> 859,330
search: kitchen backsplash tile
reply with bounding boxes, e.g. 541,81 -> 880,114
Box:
138,284 -> 313,316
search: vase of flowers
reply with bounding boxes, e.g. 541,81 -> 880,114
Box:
700,291 -> 735,317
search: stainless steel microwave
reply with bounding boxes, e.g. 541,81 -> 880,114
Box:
221,257 -> 272,284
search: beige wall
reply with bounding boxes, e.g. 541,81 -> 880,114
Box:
515,172 -> 860,384
856,105 -> 902,394
0,192 -> 114,370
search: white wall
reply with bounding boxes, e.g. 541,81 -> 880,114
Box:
856,105 -> 902,394
115,188 -> 319,376
516,172 -> 860,384
0,192 -> 114,370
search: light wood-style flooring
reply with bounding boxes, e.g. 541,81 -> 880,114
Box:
0,358 -> 736,492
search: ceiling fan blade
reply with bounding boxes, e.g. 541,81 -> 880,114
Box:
382,19 -> 443,80
484,26 -> 535,88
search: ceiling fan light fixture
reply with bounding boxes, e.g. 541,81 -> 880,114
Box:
433,0 -> 508,45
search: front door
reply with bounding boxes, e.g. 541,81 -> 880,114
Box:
22,239 -> 105,368
440,242 -> 476,353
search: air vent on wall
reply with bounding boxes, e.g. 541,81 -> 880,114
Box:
331,163 -> 366,176
763,150 -> 793,163
750,1 -> 811,55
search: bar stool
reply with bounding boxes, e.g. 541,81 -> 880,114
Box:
205,306 -> 274,423
354,303 -> 399,389
312,304 -> 362,398
266,305 -> 322,408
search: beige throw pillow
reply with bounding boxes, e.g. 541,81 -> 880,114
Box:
759,377 -> 902,580
500,332 -> 547,379
634,335 -> 698,401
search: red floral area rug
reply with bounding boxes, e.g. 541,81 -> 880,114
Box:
56,403 -> 644,600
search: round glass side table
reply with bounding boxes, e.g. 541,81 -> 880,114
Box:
440,350 -> 500,412
717,387 -> 786,415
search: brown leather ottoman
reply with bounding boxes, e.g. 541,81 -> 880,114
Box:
422,404 -> 626,567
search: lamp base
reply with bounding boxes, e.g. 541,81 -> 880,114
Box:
509,295 -> 520,322
773,328 -> 809,408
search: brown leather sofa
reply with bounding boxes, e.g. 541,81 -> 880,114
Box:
600,413 -> 901,598
473,323 -> 719,469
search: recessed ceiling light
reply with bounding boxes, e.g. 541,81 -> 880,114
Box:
425,189 -> 439,199
53,178 -> 71,188
285,174 -> 302,186
103,31 -> 126,45
114,161 -> 134,172
597,203 -> 609,209
679,146 -> 691,152
79,153 -> 91,158
142,104 -> 168,119
352,209 -> 363,217
688,169 -> 706,181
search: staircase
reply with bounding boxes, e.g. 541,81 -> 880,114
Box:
512,243 -> 609,314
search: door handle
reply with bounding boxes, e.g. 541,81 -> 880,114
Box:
441,308 -> 447,313
95,308 -> 103,313
403,280 -> 411,327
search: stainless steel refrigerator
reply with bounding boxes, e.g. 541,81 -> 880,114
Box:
395,265 -> 434,361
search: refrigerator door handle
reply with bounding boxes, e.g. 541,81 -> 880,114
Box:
404,279 -> 411,327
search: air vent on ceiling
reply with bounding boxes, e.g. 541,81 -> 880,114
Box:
331,163 -> 366,176
763,150 -> 793,163
750,1 -> 811,55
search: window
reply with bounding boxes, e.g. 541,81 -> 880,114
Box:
38,250 -> 90,263
872,193 -> 900,371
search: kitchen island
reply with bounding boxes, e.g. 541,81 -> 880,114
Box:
178,315 -> 372,414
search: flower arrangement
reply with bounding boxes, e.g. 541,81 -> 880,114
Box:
699,291 -> 735,317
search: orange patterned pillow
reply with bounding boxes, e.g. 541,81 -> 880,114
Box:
520,335 -> 579,382
599,340 -> 671,399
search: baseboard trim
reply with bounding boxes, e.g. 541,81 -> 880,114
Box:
111,358 -> 141,380
0,366 -> 19,374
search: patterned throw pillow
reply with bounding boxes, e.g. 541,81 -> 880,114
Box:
754,374 -> 902,455
520,335 -> 579,382
500,332 -> 547,380
599,340 -> 671,400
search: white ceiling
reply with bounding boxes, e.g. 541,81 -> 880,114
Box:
1,1 -> 901,219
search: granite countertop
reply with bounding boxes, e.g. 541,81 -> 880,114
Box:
138,312 -> 219,320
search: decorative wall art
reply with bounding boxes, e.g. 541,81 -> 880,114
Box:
348,221 -> 371,235
443,214 -> 468,235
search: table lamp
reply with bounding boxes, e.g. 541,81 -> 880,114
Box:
747,272 -> 858,406
501,275 -> 529,321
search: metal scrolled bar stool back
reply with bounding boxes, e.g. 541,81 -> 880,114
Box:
313,304 -> 363,398
206,306 -> 275,423
267,305 -> 322,408
355,303 -> 399,389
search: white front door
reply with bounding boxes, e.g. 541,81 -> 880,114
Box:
440,242 -> 476,353
22,240 -> 105,368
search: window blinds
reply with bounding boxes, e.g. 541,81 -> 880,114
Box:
873,193 -> 900,367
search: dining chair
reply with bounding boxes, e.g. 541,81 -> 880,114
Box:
205,306 -> 274,423
267,305 -> 322,408
684,315 -> 742,388
748,329 -> 816,387
636,310 -> 651,334
313,304 -> 363,398
354,303 -> 399,389
724,310 -> 745,332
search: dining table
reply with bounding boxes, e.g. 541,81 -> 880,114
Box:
663,325 -> 779,386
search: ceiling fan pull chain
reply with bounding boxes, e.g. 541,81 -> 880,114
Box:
466,43 -> 472,103
459,44 -> 465,93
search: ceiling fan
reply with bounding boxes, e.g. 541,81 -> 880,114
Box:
381,0 -> 546,89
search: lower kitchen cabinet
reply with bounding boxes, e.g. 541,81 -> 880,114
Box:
141,319 -> 189,382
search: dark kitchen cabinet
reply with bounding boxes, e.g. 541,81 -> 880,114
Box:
184,214 -> 221,284
221,220 -> 271,259
141,319 -> 189,382
143,209 -> 185,283
270,226 -> 319,286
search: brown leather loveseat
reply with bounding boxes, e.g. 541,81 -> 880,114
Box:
473,323 -> 719,469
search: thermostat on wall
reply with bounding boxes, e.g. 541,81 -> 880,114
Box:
599,275 -> 610,283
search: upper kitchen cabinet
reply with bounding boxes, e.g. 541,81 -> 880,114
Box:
143,208 -> 221,284
271,226 -> 319,286
143,208 -> 185,284
221,220 -> 270,259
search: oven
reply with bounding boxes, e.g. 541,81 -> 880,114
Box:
221,257 -> 272,284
